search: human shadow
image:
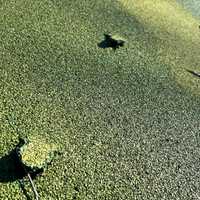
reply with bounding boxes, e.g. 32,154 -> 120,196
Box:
0,139 -> 44,183
98,34 -> 125,50
0,139 -> 44,199
0,149 -> 26,183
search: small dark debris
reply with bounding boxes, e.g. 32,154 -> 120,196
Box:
98,33 -> 125,50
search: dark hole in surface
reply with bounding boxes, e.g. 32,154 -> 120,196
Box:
98,34 -> 125,50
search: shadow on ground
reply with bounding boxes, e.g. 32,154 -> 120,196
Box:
0,149 -> 26,183
0,142 -> 44,199
0,139 -> 44,183
98,34 -> 125,50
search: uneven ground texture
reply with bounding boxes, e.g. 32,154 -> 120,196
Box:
0,0 -> 200,199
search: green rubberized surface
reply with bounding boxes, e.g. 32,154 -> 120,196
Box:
0,0 -> 200,199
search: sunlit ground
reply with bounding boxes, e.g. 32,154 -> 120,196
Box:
0,0 -> 200,199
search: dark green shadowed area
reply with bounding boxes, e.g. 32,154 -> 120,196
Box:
0,0 -> 200,199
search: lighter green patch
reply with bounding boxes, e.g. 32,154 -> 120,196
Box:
119,0 -> 200,94
19,135 -> 57,170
